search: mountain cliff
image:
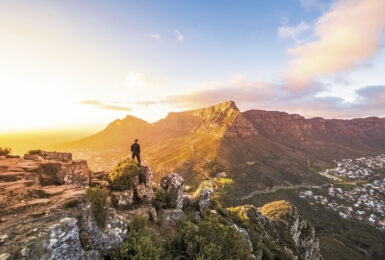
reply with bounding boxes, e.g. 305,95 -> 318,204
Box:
57,101 -> 385,192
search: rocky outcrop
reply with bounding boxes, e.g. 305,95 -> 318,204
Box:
229,201 -> 322,260
111,190 -> 134,210
24,151 -> 72,161
160,172 -> 184,209
159,209 -> 185,227
78,204 -> 128,255
196,184 -> 213,213
16,218 -> 99,260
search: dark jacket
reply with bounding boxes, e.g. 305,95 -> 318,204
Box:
131,143 -> 140,154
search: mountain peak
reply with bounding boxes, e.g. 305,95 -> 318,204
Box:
210,100 -> 239,111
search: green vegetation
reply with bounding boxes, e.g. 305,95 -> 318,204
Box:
258,200 -> 293,221
109,158 -> 141,191
85,186 -> 109,227
202,160 -> 230,178
166,215 -> 250,260
228,187 -> 385,259
0,147 -> 11,156
110,215 -> 161,260
153,188 -> 167,211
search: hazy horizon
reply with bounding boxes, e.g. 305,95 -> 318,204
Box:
1,0 -> 385,133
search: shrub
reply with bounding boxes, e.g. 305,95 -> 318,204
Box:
153,188 -> 167,211
258,200 -> 293,221
202,160 -> 231,178
85,186 -> 109,227
167,215 -> 250,260
26,149 -> 42,155
0,147 -> 11,156
109,158 -> 141,191
110,215 -> 161,260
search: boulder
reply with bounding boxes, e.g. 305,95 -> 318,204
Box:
36,160 -> 89,187
135,184 -> 153,204
78,203 -> 128,256
196,185 -> 213,213
233,224 -> 253,253
160,173 -> 184,209
17,218 -> 100,260
111,191 -> 134,210
159,209 -> 185,227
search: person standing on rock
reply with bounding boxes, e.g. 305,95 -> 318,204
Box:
131,139 -> 141,164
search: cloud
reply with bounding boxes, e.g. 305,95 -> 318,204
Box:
80,100 -> 132,112
278,21 -> 310,43
357,85 -> 385,107
174,29 -> 184,42
137,75 -> 384,119
286,0 -> 385,91
149,33 -> 161,40
164,75 -> 279,108
125,72 -> 154,87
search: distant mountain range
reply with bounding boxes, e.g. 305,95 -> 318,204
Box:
57,101 -> 385,194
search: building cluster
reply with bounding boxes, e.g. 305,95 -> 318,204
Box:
320,155 -> 385,180
74,149 -> 122,172
300,154 -> 385,230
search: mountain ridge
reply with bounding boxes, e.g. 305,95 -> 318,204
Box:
56,101 -> 385,190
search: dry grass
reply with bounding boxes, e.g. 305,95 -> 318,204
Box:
259,200 -> 293,221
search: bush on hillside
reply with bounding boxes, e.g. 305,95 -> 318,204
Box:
258,200 -> 293,222
85,186 -> 109,227
0,147 -> 11,156
110,215 -> 161,260
167,215 -> 250,259
153,188 -> 167,211
109,158 -> 141,191
202,160 -> 231,178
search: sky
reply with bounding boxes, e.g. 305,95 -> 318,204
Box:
0,0 -> 384,133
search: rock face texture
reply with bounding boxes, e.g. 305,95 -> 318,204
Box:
78,204 -> 128,255
17,218 -> 99,260
160,172 -> 184,209
111,190 -> 134,210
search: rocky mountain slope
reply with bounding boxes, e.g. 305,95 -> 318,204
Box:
0,152 -> 322,259
57,101 -> 385,193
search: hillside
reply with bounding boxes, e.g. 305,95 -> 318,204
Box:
0,153 -> 322,259
57,101 -> 385,193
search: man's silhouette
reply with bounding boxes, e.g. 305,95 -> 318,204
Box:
131,139 -> 141,164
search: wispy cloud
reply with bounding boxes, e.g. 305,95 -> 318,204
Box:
278,21 -> 310,43
286,0 -> 385,91
80,100 -> 132,112
137,75 -> 384,119
174,29 -> 184,42
149,33 -> 161,40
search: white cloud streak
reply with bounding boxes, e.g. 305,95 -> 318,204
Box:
286,0 -> 385,91
174,29 -> 184,42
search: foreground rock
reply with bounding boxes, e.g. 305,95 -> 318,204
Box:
160,172 -> 184,209
228,201 -> 322,260
78,204 -> 128,255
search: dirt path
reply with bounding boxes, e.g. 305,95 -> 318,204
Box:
238,183 -> 331,200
